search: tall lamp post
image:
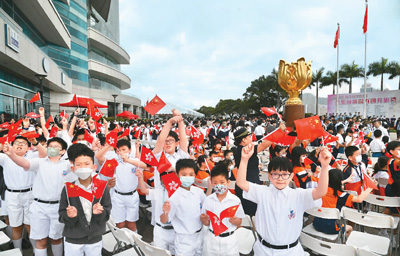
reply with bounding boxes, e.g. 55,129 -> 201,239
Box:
35,74 -> 47,107
112,94 -> 118,119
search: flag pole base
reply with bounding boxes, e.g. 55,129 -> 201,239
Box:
283,104 -> 305,127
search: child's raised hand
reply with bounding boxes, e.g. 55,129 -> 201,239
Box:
39,107 -> 45,116
318,147 -> 332,167
229,216 -> 242,227
315,166 -> 321,174
162,201 -> 171,215
74,108 -> 80,116
66,205 -> 78,218
241,144 -> 254,160
107,177 -> 116,189
2,142 -> 13,156
135,139 -> 141,147
93,202 -> 104,215
135,169 -> 143,179
121,153 -> 128,162
200,213 -> 210,225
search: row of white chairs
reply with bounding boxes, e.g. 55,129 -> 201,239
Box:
0,212 -> 22,256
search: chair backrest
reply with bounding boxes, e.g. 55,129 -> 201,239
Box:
364,194 -> 400,208
131,231 -> 172,256
357,248 -> 380,256
341,207 -> 394,229
300,232 -> 357,256
106,221 -> 135,245
228,180 -> 236,190
378,178 -> 388,186
194,178 -> 208,189
344,190 -> 358,196
240,214 -> 253,229
235,227 -> 256,255
306,207 -> 340,220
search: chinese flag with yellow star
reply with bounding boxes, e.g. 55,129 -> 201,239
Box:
294,115 -> 325,141
219,204 -> 240,220
65,182 -> 93,202
99,158 -> 119,178
144,95 -> 166,115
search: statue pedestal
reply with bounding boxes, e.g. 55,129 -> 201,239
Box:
283,104 -> 305,127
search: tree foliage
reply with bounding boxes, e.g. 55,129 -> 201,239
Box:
340,61 -> 365,93
367,57 -> 391,91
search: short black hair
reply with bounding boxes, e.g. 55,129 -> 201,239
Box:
210,162 -> 229,181
117,139 -> 131,149
268,156 -> 293,173
197,155 -> 207,166
47,137 -> 68,150
387,141 -> 400,156
167,131 -> 179,142
37,135 -> 47,143
67,143 -> 94,164
291,146 -> 307,167
373,129 -> 382,138
329,168 -> 344,197
382,136 -> 389,144
12,136 -> 31,147
223,149 -> 233,158
345,146 -> 359,158
176,159 -> 196,174
72,128 -> 86,142
209,151 -> 218,157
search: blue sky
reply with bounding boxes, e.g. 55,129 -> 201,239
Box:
119,0 -> 400,110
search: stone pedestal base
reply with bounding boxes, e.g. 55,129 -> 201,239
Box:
283,104 -> 305,127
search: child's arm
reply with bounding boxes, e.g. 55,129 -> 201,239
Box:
160,201 -> 171,224
135,139 -> 141,159
68,108 -> 80,138
236,144 -> 255,193
176,115 -> 188,153
39,107 -> 49,139
135,169 -> 150,195
92,186 -> 112,223
352,187 -> 373,203
229,216 -> 242,227
121,154 -> 147,169
205,178 -> 213,196
58,187 -> 78,225
153,115 -> 180,154
2,142 -> 30,170
312,147 -> 330,200
95,143 -> 111,165
200,213 -> 210,226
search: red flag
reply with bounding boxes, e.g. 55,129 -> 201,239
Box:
65,182 -> 93,202
72,94 -> 79,106
322,131 -> 339,144
25,112 -> 41,118
133,128 -> 142,139
59,110 -> 69,119
252,133 -> 257,142
261,107 -> 278,117
45,115 -> 54,129
304,157 -> 315,166
294,115 -> 325,141
140,147 -> 159,166
219,204 -> 240,220
92,175 -> 108,199
86,99 -> 95,118
0,136 -> 7,144
334,26 -> 340,48
117,129 -> 130,140
92,108 -> 103,122
144,95 -> 166,115
191,126 -> 204,146
99,158 -> 119,178
385,152 -> 392,158
206,210 -> 228,237
106,131 -> 118,148
84,130 -> 94,144
29,92 -> 41,103
157,151 -> 172,173
0,122 -> 10,129
263,128 -> 296,146
363,173 -> 378,190
7,119 -> 22,142
160,171 -> 181,197
49,126 -> 58,138
21,131 -> 39,138
95,122 -> 103,134
363,4 -> 368,33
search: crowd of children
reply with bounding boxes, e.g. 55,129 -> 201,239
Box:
0,108 -> 399,256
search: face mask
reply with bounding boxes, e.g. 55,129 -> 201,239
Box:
353,134 -> 358,138
229,165 -> 234,171
281,154 -> 287,158
77,140 -> 89,146
180,176 -> 194,187
214,184 -> 227,195
300,156 -> 306,163
74,168 -> 93,180
47,147 -> 60,157
355,155 -> 362,163
230,155 -> 234,161
213,157 -> 219,163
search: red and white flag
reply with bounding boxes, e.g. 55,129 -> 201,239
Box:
206,210 -> 228,237
44,115 -> 54,129
160,172 -> 181,197
191,126 -> 204,146
59,110 -> 69,119
106,132 -> 118,148
140,146 -> 159,166
92,175 -> 108,199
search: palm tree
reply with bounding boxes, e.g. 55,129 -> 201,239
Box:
320,70 -> 349,95
340,61 -> 365,93
367,57 -> 391,91
388,61 -> 400,90
310,67 -> 324,115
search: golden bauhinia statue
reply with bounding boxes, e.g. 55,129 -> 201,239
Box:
278,57 -> 312,105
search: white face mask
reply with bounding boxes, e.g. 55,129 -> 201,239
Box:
74,168 -> 93,180
355,155 -> 362,163
300,156 -> 306,163
213,157 -> 219,163
281,154 -> 287,158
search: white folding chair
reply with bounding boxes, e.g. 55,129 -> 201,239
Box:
131,231 -> 172,256
235,227 -> 255,255
0,220 -> 7,230
357,248 -> 380,256
194,178 -> 208,189
105,220 -> 142,255
0,249 -> 22,256
0,231 -> 10,246
240,214 -> 256,240
302,207 -> 342,243
300,232 -> 357,256
341,207 -> 393,255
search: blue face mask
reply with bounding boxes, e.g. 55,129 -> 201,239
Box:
180,176 -> 195,187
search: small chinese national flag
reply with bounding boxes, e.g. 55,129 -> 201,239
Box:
263,128 -> 296,146
252,133 -> 257,142
21,131 -> 39,138
92,175 -> 108,199
65,182 -> 93,202
363,173 -> 378,190
84,130 -> 94,144
106,131 -> 118,148
160,171 -> 181,197
133,128 -> 141,139
100,158 -> 119,178
117,129 -> 130,140
334,26 -> 340,48
59,110 -> 69,119
304,157 -> 315,166
157,151 -> 172,174
29,92 -> 41,103
206,210 -> 228,237
322,131 -> 339,144
220,204 -> 240,220
140,147 -> 159,166
261,107 -> 278,117
363,4 -> 368,34
6,119 -> 22,143
45,115 -> 54,129
294,115 -> 325,141
49,126 -> 58,138
144,95 -> 166,115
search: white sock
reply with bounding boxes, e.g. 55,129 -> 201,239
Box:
34,248 -> 47,256
12,238 -> 22,249
5,226 -> 12,238
30,238 -> 36,249
51,242 -> 63,256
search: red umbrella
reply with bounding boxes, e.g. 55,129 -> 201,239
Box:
25,112 -> 41,118
116,111 -> 138,119
59,96 -> 108,108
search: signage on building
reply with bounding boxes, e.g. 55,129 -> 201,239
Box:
328,90 -> 400,117
5,24 -> 20,52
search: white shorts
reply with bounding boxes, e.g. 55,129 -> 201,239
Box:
5,190 -> 33,227
29,201 -> 64,240
203,229 -> 239,256
0,199 -> 7,216
175,229 -> 205,256
111,191 -> 139,223
64,240 -> 102,256
153,225 -> 176,255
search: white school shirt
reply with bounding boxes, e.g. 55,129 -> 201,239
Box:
0,153 -> 35,190
168,186 -> 205,234
154,149 -> 190,170
254,126 -> 264,136
348,163 -> 367,183
75,179 -> 93,223
243,183 -> 321,255
147,187 -> 170,227
373,171 -> 389,188
370,139 -> 385,153
28,157 -> 77,201
114,159 -> 139,193
202,191 -> 245,233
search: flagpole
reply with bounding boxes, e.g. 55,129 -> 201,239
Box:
65,184 -> 70,206
363,0 -> 368,118
336,23 -> 340,116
